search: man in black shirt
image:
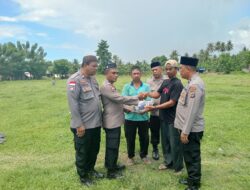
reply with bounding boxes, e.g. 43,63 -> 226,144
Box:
144,59 -> 184,173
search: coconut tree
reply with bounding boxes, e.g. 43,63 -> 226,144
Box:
226,40 -> 233,52
169,50 -> 179,61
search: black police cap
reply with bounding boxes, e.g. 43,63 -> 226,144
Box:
105,62 -> 117,70
151,61 -> 161,68
180,56 -> 199,67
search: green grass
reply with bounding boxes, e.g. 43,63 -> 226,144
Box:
0,73 -> 250,190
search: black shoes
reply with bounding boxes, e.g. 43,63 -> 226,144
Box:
107,170 -> 124,179
80,168 -> 123,185
179,178 -> 200,190
80,176 -> 94,187
106,164 -> 125,179
152,149 -> 159,160
114,164 -> 126,171
80,170 -> 104,186
89,170 -> 105,179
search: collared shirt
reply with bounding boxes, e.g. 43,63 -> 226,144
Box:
174,73 -> 205,134
67,71 -> 102,129
100,80 -> 138,129
122,81 -> 151,121
147,75 -> 167,116
158,77 -> 183,123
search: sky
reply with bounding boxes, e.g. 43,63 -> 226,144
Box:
0,0 -> 250,62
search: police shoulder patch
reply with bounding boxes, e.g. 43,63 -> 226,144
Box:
189,85 -> 197,92
189,85 -> 197,98
68,80 -> 76,91
68,81 -> 76,86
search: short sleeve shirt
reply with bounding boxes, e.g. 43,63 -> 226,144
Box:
157,77 -> 183,123
122,82 -> 151,121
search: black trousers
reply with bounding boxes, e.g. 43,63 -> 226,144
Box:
71,127 -> 101,178
149,115 -> 160,149
104,127 -> 121,171
124,120 -> 149,159
183,132 -> 203,187
161,121 -> 183,171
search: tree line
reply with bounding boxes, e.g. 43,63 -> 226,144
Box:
97,40 -> 250,75
0,41 -> 79,80
0,40 -> 250,80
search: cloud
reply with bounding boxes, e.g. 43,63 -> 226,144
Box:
0,16 -> 17,22
9,0 -> 124,39
0,25 -> 47,41
11,0 -> 114,38
17,9 -> 58,22
0,25 -> 28,39
1,0 -> 250,61
35,32 -> 48,37
229,18 -> 250,50
42,43 -> 82,51
60,43 -> 82,50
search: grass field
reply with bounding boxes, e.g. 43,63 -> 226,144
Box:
0,73 -> 250,190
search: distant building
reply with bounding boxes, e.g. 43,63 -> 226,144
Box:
24,72 -> 33,79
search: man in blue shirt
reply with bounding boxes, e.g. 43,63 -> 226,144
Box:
122,66 -> 151,165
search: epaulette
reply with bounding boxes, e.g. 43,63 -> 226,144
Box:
70,72 -> 80,80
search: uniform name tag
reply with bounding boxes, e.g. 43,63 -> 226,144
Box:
80,79 -> 88,85
82,86 -> 92,92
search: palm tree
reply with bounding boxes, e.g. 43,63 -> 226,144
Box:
215,41 -> 221,52
242,46 -> 247,52
169,50 -> 179,61
199,49 -> 205,62
206,43 -> 214,54
112,55 -> 122,65
192,53 -> 198,58
226,40 -> 233,52
198,49 -> 209,63
220,42 -> 226,53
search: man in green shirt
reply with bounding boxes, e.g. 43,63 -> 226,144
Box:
122,66 -> 151,165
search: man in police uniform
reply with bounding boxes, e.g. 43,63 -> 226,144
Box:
145,60 -> 184,173
67,55 -> 104,186
101,62 -> 144,179
147,61 -> 166,160
175,56 -> 205,190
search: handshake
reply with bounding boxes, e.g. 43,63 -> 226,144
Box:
133,100 -> 154,114
136,92 -> 157,112
137,92 -> 149,100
